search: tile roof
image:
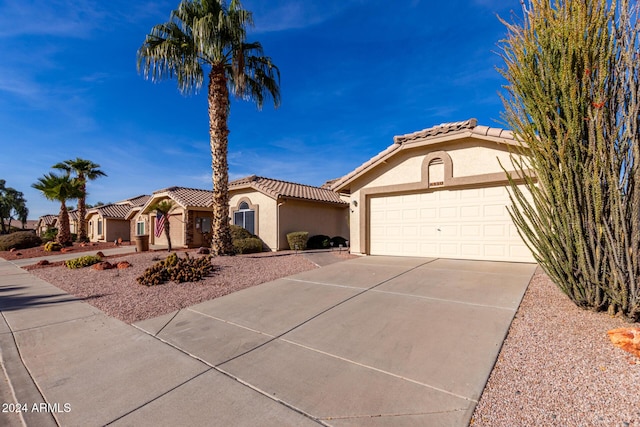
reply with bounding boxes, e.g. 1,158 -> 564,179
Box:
153,186 -> 214,208
331,119 -> 517,191
123,195 -> 151,207
94,203 -> 133,219
38,214 -> 57,226
230,175 -> 347,205
68,210 -> 79,221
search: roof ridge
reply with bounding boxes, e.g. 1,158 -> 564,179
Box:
393,118 -> 478,144
254,176 -> 334,191
154,185 -> 212,194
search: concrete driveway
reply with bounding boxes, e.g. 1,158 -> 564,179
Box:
131,256 -> 536,426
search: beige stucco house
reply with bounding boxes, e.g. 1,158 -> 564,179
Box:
35,214 -> 57,237
331,119 -> 535,263
86,195 -> 150,243
133,178 -> 349,250
229,175 -> 349,250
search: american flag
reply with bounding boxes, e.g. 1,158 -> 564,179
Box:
155,213 -> 166,237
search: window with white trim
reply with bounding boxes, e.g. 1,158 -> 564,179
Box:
233,201 -> 255,235
136,221 -> 145,236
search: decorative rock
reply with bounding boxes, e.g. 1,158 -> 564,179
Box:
197,247 -> 210,254
96,251 -> 105,258
92,261 -> 114,270
9,248 -> 16,252
608,327 -> 640,358
117,261 -> 131,269
36,260 -> 50,266
60,247 -> 73,253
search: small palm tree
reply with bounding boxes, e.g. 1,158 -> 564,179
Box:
149,200 -> 176,251
32,173 -> 83,246
138,0 -> 280,256
53,158 -> 106,242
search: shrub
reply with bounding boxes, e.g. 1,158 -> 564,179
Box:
230,224 -> 253,240
41,228 -> 58,243
233,237 -> 263,254
44,241 -> 62,252
137,253 -> 214,286
307,235 -> 331,249
65,255 -> 102,269
0,231 -> 42,251
330,236 -> 348,248
229,224 -> 263,254
286,231 -> 308,251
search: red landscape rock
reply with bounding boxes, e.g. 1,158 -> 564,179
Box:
36,260 -> 50,266
608,327 -> 640,358
9,248 -> 16,252
116,261 -> 131,269
96,251 -> 105,257
92,261 -> 114,271
60,248 -> 73,253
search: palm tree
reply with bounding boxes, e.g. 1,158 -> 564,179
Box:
32,173 -> 83,246
137,0 -> 280,255
149,200 -> 176,251
53,158 -> 107,242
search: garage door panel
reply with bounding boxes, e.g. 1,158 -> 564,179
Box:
369,186 -> 535,262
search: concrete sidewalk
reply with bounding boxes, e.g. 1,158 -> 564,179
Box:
0,255 -> 536,426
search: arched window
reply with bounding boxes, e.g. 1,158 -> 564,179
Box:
234,201 -> 255,234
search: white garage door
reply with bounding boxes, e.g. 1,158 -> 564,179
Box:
369,186 -> 535,262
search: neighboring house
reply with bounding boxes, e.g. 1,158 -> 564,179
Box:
86,196 -> 150,243
133,178 -> 349,250
35,214 -> 58,237
229,175 -> 349,250
133,187 -> 215,248
331,119 -> 535,263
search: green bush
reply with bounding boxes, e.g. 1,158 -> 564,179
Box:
330,236 -> 348,248
230,224 -> 253,240
65,255 -> 102,269
229,224 -> 263,254
233,237 -> 263,254
0,231 -> 42,251
307,235 -> 331,249
286,231 -> 308,251
44,241 -> 62,252
41,228 -> 58,243
137,253 -> 214,286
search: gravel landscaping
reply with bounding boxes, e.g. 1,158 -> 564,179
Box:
472,268 -> 640,426
29,250 -> 318,324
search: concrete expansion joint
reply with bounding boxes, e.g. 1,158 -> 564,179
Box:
321,407 -> 469,421
2,312 -> 100,334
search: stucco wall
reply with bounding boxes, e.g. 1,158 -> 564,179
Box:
343,138 -> 526,255
105,219 -> 130,243
229,191 -> 277,250
152,211 -> 184,248
278,200 -> 349,250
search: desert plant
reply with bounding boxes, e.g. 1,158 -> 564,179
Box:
307,235 -> 331,250
41,227 -> 58,243
136,252 -> 214,286
65,255 -> 102,269
0,231 -> 42,251
44,241 -> 62,252
286,231 -> 308,251
500,0 -> 640,319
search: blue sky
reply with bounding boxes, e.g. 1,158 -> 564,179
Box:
1,0 -> 521,219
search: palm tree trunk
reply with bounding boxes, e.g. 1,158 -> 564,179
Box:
57,202 -> 72,246
78,178 -> 88,242
209,65 -> 234,256
164,218 -> 172,252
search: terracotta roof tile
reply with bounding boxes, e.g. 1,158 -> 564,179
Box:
39,214 -> 57,226
154,186 -> 213,208
230,176 -> 347,205
125,195 -> 151,207
393,119 -> 478,144
94,203 -> 133,219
